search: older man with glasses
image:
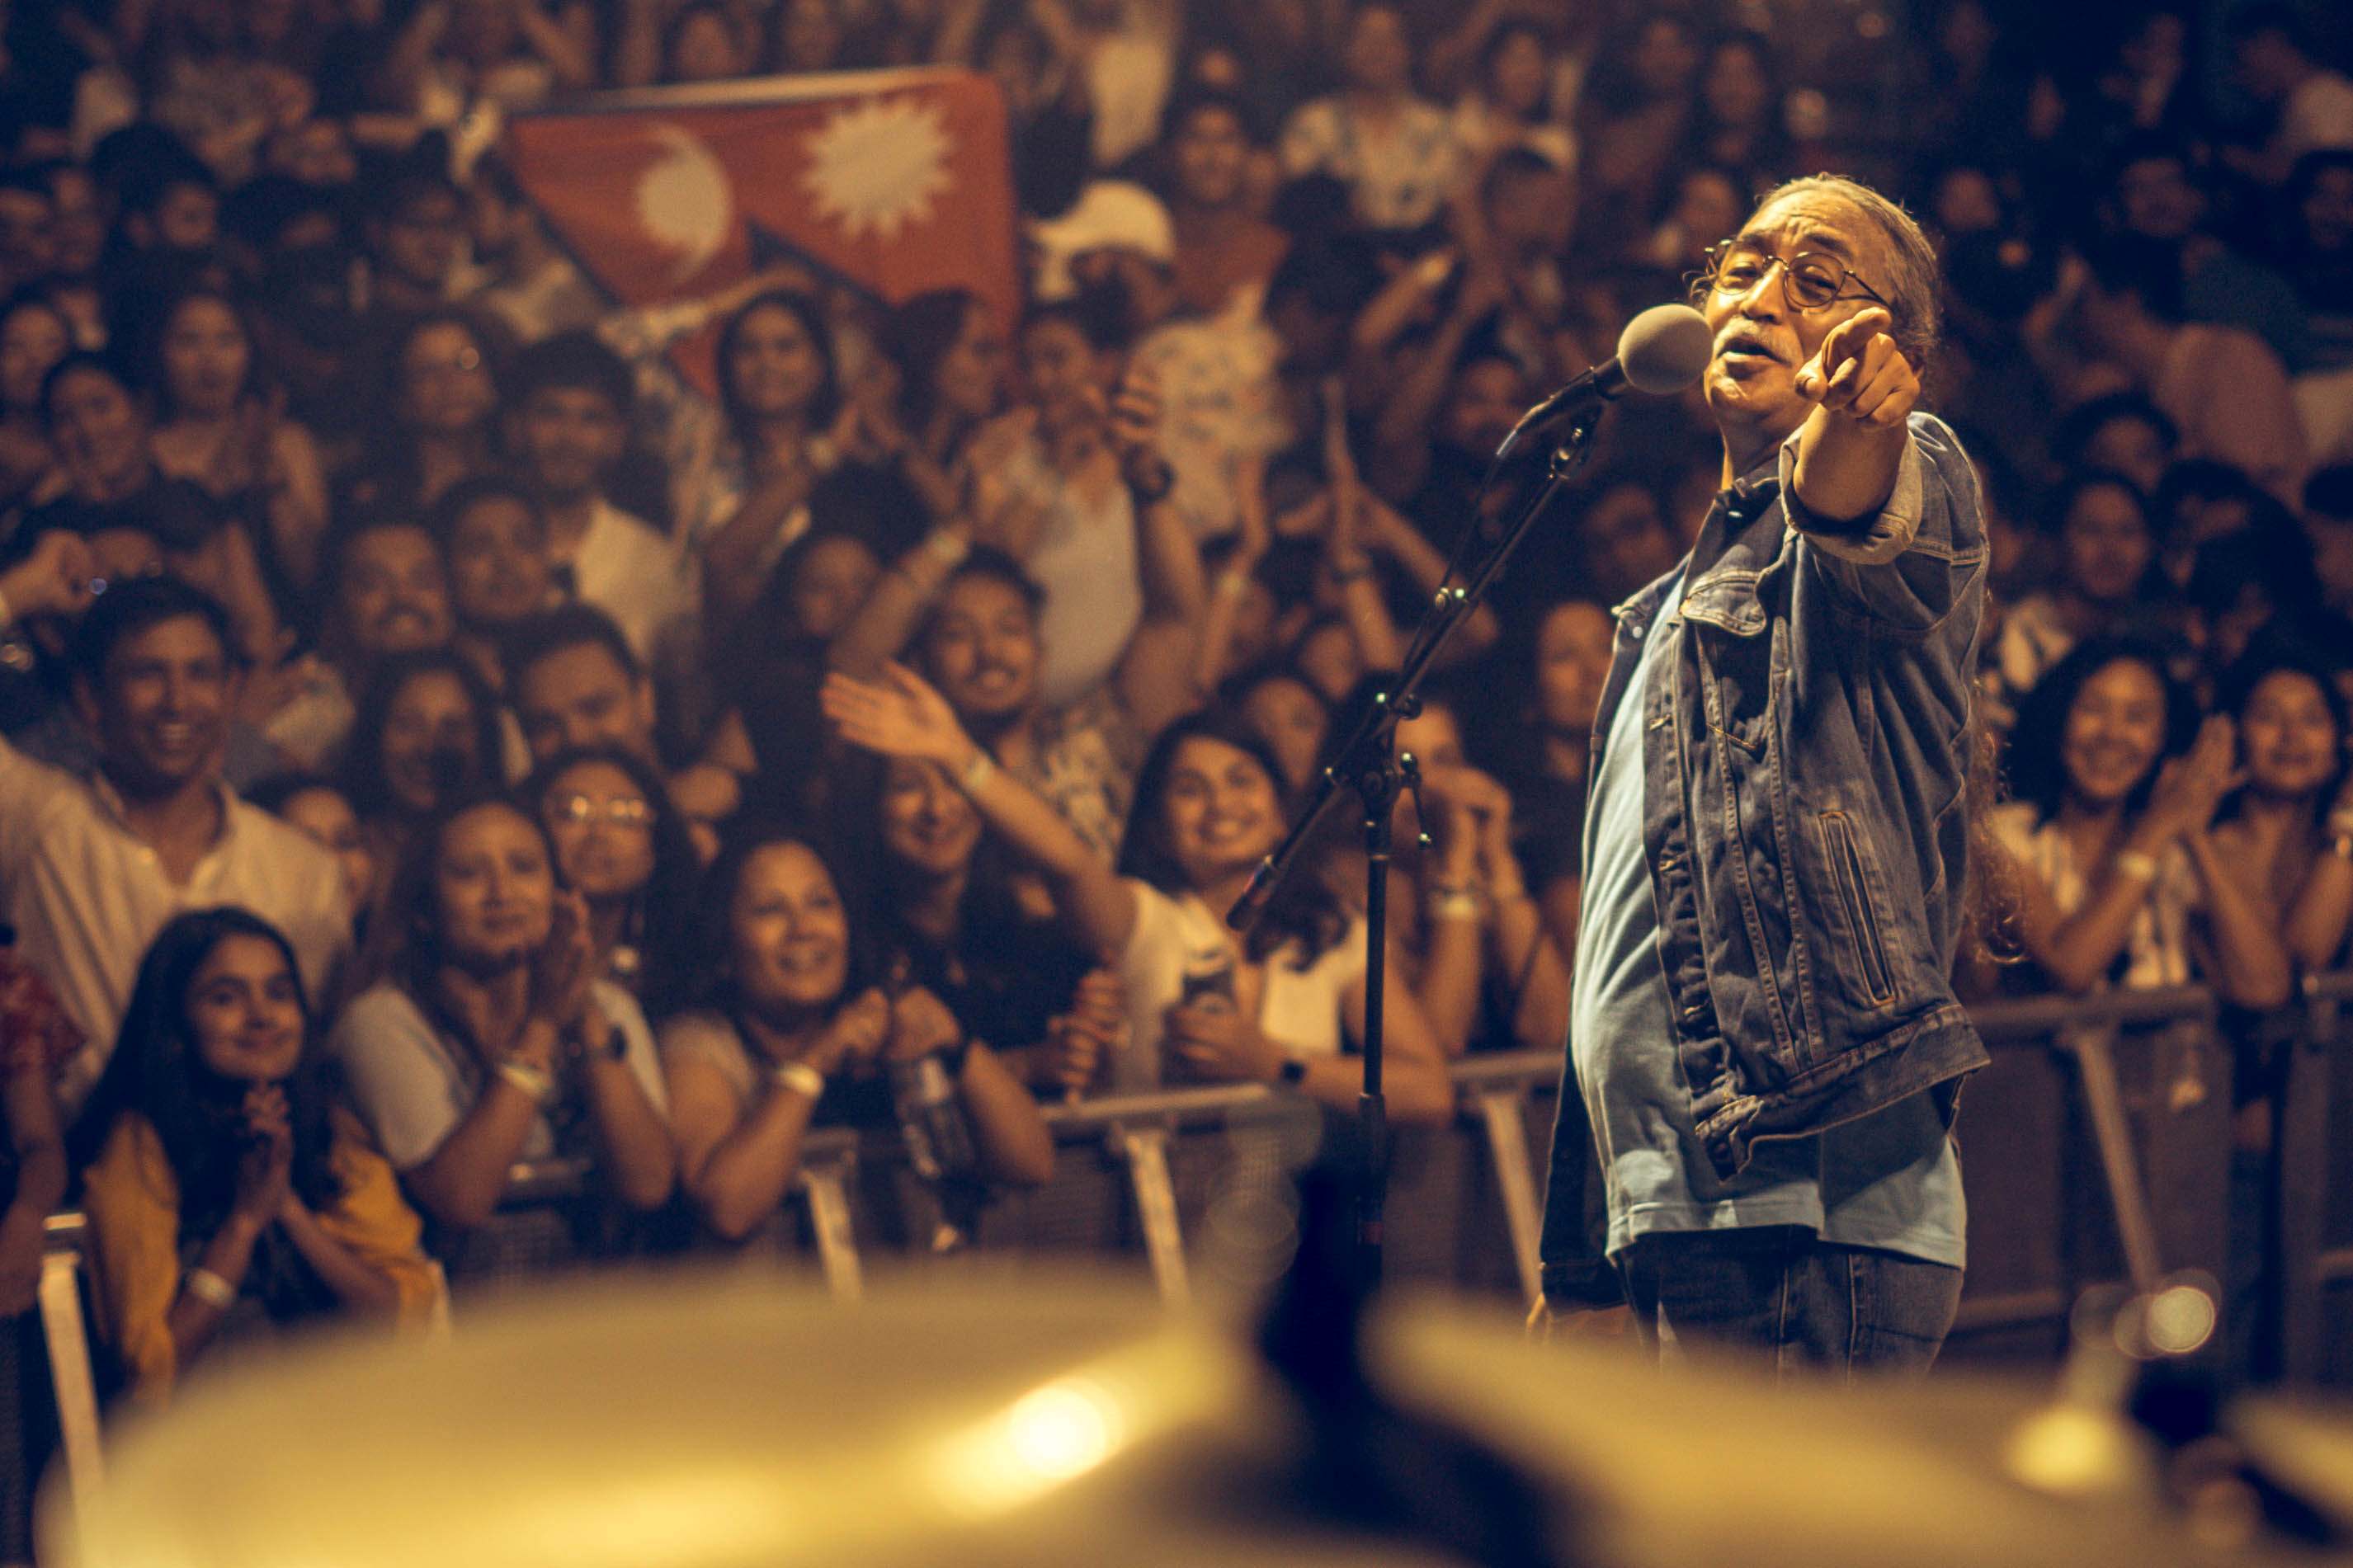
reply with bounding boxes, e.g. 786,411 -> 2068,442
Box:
1535,176 -> 1990,1377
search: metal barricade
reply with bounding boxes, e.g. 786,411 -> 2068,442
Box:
2280,970 -> 2353,1383
17,973 -> 2351,1526
35,1213 -> 100,1545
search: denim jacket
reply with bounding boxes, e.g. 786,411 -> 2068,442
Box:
1540,412 -> 1990,1306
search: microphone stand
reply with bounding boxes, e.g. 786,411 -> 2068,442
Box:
1227,407 -> 1606,1287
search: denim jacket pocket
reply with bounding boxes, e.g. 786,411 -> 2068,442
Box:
1813,808 -> 1900,1010
1683,571 -> 1775,757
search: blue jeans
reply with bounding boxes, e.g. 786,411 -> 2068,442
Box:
1615,1227 -> 1961,1380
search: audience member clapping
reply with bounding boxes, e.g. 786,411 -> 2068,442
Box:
331,794 -> 674,1246
2208,645 -> 2353,975
523,745 -> 700,1007
1992,638 -> 2290,1005
829,748 -> 1104,1098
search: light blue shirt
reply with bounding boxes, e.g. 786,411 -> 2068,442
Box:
1568,571 -> 1965,1267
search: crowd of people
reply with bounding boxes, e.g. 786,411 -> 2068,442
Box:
0,0 -> 2345,1409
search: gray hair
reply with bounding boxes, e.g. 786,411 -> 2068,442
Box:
1754,173 -> 1942,374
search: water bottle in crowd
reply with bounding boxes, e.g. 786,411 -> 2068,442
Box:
890,1049 -> 983,1250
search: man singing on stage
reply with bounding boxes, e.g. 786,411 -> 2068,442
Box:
1535,176 -> 1988,1375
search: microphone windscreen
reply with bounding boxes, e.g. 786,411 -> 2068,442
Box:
1615,304 -> 1715,394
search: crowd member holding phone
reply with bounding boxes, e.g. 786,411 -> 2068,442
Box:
824,671 -> 1455,1121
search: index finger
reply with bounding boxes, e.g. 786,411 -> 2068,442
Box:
1819,307 -> 1893,371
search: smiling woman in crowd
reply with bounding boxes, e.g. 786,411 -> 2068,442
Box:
525,744 -> 700,1010
828,746 -> 1109,1097
73,907 -> 440,1406
330,794 -> 675,1261
339,647 -> 506,874
825,666 -> 1454,1119
658,822 -> 1053,1242
1992,637 -> 2291,1004
144,286 -> 331,599
2207,643 -> 2353,975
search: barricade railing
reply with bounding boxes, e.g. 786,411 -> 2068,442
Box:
2284,970 -> 2353,1381
36,1212 -> 101,1545
17,981 -> 2353,1528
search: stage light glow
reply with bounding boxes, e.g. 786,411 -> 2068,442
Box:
928,1374 -> 1128,1517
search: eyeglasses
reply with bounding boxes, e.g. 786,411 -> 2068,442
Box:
1699,241 -> 1889,313
547,794 -> 653,828
408,346 -> 483,379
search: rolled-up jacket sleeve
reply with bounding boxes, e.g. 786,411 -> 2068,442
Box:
1778,413 -> 1987,633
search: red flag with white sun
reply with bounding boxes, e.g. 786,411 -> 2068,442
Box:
504,67 -> 1020,393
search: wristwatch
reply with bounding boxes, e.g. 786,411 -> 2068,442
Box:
1276,1058 -> 1309,1088
1126,455 -> 1176,504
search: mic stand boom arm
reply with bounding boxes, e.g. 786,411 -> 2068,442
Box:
1225,408 -> 1604,1286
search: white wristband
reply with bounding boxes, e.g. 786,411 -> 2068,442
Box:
770,1060 -> 827,1100
496,1058 -> 556,1105
185,1266 -> 237,1309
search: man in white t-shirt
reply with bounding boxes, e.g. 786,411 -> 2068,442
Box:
507,332 -> 696,664
0,546 -> 350,1108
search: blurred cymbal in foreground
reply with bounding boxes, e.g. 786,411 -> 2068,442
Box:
45,1263 -> 2353,1568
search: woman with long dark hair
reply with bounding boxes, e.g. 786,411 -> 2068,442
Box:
823,666 -> 1454,1119
144,285 -> 330,597
1991,637 -> 2290,1002
2208,643 -> 2353,973
829,748 -> 1111,1096
698,289 -> 846,624
659,822 -> 1053,1241
524,745 -> 700,1013
329,794 -> 675,1247
1330,680 -> 1570,1059
338,647 -> 506,879
0,290 -> 71,518
339,310 -> 506,521
884,287 -> 1008,514
73,908 -> 439,1406
1992,470 -> 2175,712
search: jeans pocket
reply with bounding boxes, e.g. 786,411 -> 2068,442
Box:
1847,1249 -> 1963,1373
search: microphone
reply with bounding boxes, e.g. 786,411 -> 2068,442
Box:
1492,303 -> 1714,464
